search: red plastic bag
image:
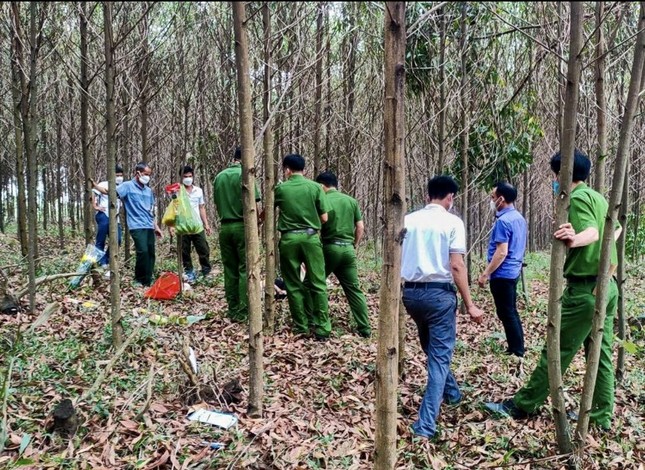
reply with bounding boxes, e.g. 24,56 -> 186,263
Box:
144,272 -> 181,300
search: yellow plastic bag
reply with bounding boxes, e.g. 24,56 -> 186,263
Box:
162,199 -> 178,226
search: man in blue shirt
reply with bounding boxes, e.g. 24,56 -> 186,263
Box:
116,162 -> 163,286
477,182 -> 527,357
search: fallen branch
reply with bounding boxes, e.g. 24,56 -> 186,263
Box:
25,302 -> 59,335
134,362 -> 155,421
0,355 -> 16,455
77,325 -> 142,405
16,273 -> 81,300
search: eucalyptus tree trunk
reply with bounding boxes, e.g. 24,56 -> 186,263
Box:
104,1 -> 124,349
342,2 -> 358,193
547,1 -> 584,454
576,3 -> 645,446
615,165 -> 629,383
437,5 -> 447,172
459,2 -> 470,279
375,3 -> 406,468
232,0 -> 263,419
9,9 -> 28,258
593,1 -> 608,194
313,2 -> 324,176
56,99 -> 64,249
262,3 -> 277,335
81,1 -> 94,245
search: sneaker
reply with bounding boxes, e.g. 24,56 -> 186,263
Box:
483,399 -> 530,419
184,271 -> 196,283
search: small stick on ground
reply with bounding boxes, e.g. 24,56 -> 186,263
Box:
135,362 -> 155,421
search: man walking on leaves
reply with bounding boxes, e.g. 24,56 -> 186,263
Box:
401,175 -> 484,440
314,171 -> 371,338
213,147 -> 261,322
275,154 -> 331,341
485,149 -> 621,432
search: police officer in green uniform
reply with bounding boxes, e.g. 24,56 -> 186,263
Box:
213,147 -> 261,322
275,154 -> 331,339
485,149 -> 621,431
315,171 -> 371,338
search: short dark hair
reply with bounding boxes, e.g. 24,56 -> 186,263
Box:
283,154 -> 306,172
234,147 -> 242,160
181,165 -> 193,176
493,181 -> 517,203
427,175 -> 459,200
315,171 -> 338,188
115,165 -> 124,174
550,148 -> 591,181
135,162 -> 149,173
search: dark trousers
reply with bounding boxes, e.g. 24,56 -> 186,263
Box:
181,230 -> 211,275
95,211 -> 122,266
130,228 -> 156,286
489,277 -> 524,356
402,285 -> 461,438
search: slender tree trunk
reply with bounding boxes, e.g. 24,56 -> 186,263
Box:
547,1 -> 584,454
313,2 -> 324,176
262,3 -> 277,335
342,3 -> 357,192
616,163 -> 629,382
104,1 -> 124,348
232,0 -> 263,419
576,2 -> 645,446
459,3 -> 470,281
594,1 -> 608,194
437,6 -> 447,172
56,103 -> 64,248
81,1 -> 93,245
375,3 -> 406,468
10,17 -> 28,258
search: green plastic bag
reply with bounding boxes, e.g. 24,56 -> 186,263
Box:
175,185 -> 203,235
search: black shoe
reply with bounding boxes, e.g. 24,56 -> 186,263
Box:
313,334 -> 329,342
483,399 -> 530,419
357,330 -> 371,339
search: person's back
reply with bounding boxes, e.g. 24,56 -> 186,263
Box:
321,190 -> 360,243
275,175 -> 327,232
213,163 -> 243,222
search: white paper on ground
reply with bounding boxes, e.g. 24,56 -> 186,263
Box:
187,409 -> 238,429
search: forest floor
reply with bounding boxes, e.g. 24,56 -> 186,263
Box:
0,230 -> 644,470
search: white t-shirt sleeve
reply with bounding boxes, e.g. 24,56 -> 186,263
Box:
449,217 -> 467,254
198,188 -> 205,206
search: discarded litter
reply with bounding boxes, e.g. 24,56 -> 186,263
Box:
69,245 -> 105,290
201,441 -> 225,450
187,409 -> 238,429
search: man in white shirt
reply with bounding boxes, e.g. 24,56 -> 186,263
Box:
401,175 -> 484,440
92,165 -> 124,277
177,165 -> 212,282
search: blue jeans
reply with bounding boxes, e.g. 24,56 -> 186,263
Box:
95,211 -> 122,266
403,285 -> 460,438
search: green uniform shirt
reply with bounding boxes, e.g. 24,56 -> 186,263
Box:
563,183 -> 618,278
320,189 -> 362,243
213,162 -> 260,222
275,174 -> 329,232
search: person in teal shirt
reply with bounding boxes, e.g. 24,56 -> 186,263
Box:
485,149 -> 621,431
315,171 -> 371,338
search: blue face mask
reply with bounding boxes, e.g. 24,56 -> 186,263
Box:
552,181 -> 560,195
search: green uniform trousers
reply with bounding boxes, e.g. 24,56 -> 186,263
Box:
322,244 -> 371,336
130,228 -> 156,286
279,232 -> 330,337
219,222 -> 248,321
513,278 -> 618,429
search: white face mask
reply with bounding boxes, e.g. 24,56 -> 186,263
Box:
183,177 -> 193,187
115,176 -> 124,185
139,174 -> 150,185
489,200 -> 498,213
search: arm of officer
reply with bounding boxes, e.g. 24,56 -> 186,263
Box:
354,220 -> 364,247
450,253 -> 484,323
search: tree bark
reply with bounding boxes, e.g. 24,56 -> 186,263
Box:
9,9 -> 28,258
547,1 -> 584,454
593,1 -> 608,194
375,3 -> 406,469
232,0 -> 263,419
615,163 -> 629,382
576,1 -> 645,445
437,6 -> 447,172
104,1 -> 124,349
81,1 -> 94,246
262,3 -> 277,335
313,2 -> 324,177
459,3 -> 471,281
